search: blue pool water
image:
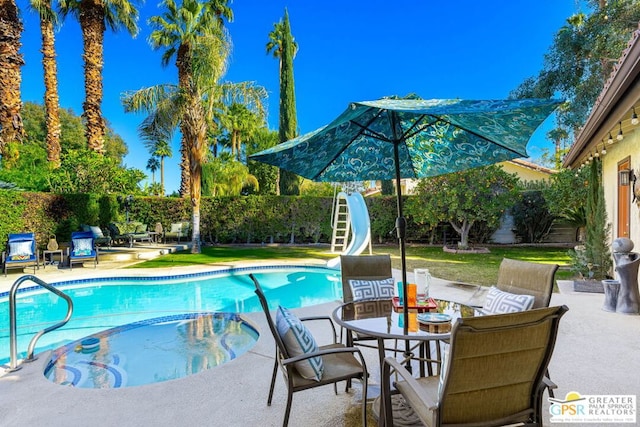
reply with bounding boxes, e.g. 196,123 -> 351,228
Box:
44,313 -> 259,388
0,265 -> 342,365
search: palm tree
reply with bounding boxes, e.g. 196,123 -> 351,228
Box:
154,139 -> 172,195
126,0 -> 232,253
146,156 -> 160,182
218,82 -> 267,161
59,0 -> 141,154
0,0 -> 25,166
139,122 -> 173,195
148,0 -> 233,197
29,0 -> 61,167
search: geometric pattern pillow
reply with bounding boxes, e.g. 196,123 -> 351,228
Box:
72,238 -> 94,256
275,306 -> 324,381
483,286 -> 535,314
348,278 -> 395,301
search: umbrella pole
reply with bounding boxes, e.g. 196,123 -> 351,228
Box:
393,140 -> 412,372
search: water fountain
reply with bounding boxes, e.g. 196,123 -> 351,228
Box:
608,237 -> 640,314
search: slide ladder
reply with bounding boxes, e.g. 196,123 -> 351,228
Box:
330,196 -> 351,253
327,192 -> 372,269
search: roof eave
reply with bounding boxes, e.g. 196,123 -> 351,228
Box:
564,26 -> 640,168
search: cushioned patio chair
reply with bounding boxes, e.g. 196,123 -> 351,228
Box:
81,225 -> 112,248
251,274 -> 368,427
67,231 -> 98,270
2,232 -> 39,276
379,305 -> 569,427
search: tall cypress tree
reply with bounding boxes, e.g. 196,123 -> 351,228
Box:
584,158 -> 612,279
277,8 -> 300,195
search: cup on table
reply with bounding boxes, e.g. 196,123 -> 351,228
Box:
414,268 -> 431,304
407,283 -> 417,307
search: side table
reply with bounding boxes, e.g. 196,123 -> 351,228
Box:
42,249 -> 64,269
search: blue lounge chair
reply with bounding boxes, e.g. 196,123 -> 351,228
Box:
2,232 -> 39,276
67,231 -> 98,270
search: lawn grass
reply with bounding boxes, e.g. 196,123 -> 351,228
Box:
132,244 -> 573,287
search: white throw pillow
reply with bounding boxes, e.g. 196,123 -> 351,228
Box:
89,226 -> 104,238
72,238 -> 94,256
275,306 -> 324,381
9,240 -> 33,257
348,278 -> 395,301
483,286 -> 535,314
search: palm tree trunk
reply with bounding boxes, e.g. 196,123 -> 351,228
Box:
40,9 -> 61,167
160,156 -> 165,195
177,46 -> 191,197
79,1 -> 106,153
179,138 -> 190,196
0,0 -> 25,165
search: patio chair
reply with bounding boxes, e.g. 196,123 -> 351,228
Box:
495,257 -> 559,397
379,305 -> 569,427
250,274 -> 368,427
340,255 -> 393,352
2,232 -> 39,276
163,221 -> 190,243
81,224 -> 112,248
67,231 -> 99,270
496,258 -> 559,309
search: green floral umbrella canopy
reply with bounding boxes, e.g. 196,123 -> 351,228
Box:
251,98 -> 562,182
251,97 -> 561,339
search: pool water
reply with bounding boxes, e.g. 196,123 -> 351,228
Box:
44,313 -> 259,388
0,266 -> 342,365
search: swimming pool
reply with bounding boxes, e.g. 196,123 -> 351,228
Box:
0,265 -> 342,365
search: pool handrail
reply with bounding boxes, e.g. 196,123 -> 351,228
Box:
7,274 -> 73,372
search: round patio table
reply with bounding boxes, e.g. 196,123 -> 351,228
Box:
332,298 -> 476,376
332,298 -> 476,425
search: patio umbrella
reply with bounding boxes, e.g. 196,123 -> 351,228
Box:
250,97 -> 561,341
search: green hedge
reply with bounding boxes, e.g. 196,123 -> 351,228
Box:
0,190 -> 430,249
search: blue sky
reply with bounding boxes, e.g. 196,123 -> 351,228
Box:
18,0 -> 580,194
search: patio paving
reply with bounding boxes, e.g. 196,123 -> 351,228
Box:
1,254 -> 639,426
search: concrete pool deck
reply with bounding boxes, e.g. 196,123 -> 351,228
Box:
1,255 -> 639,426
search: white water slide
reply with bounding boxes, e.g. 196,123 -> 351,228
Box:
327,192 -> 372,268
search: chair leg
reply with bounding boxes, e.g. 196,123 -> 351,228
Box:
268,358 -> 278,406
282,388 -> 293,427
361,373 -> 368,427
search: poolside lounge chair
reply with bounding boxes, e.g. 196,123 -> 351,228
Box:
379,305 -> 569,427
250,274 -> 368,427
81,225 -> 112,248
2,232 -> 39,276
67,231 -> 98,270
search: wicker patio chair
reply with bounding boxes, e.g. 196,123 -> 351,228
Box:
250,274 -> 368,427
379,305 -> 569,427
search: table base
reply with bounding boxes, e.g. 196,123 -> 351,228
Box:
372,394 -> 422,427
